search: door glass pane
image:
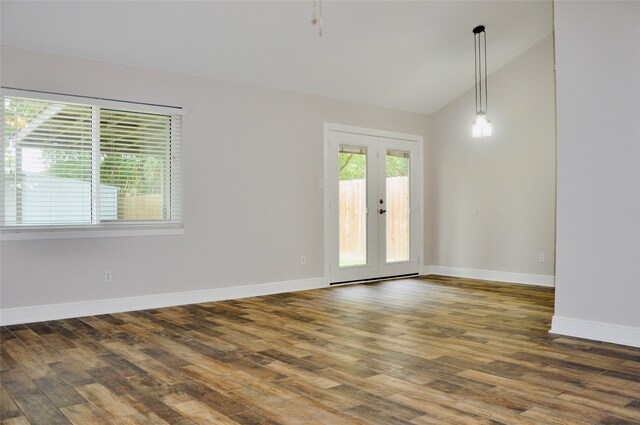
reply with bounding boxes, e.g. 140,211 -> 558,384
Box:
386,150 -> 410,262
339,145 -> 367,267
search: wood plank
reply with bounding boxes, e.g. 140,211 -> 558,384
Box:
172,399 -> 240,425
1,369 -> 72,424
0,386 -> 22,421
32,375 -> 86,409
60,403 -> 111,425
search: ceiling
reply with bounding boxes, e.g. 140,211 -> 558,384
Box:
0,1 -> 553,114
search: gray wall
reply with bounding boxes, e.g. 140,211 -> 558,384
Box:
554,1 -> 640,329
0,45 -> 429,309
427,35 -> 556,277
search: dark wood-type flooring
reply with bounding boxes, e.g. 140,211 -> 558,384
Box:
1,276 -> 639,424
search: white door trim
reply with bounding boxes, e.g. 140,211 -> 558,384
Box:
323,123 -> 424,284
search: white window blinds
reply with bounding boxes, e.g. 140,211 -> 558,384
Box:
1,91 -> 182,232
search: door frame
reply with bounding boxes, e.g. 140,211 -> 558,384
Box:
323,123 -> 424,284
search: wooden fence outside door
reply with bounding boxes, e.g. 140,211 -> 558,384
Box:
339,176 -> 409,264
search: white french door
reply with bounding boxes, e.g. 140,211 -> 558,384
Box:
327,128 -> 421,284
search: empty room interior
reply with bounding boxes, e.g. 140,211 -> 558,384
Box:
1,1 -> 639,424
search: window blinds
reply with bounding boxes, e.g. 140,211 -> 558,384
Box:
1,93 -> 182,231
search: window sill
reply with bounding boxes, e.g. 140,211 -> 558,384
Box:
1,227 -> 184,241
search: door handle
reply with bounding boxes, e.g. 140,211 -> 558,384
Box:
379,209 -> 387,214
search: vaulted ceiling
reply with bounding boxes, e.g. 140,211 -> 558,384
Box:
1,1 -> 553,114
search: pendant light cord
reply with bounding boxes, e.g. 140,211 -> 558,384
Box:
473,26 -> 488,116
474,33 -> 478,114
478,32 -> 482,114
484,30 -> 488,114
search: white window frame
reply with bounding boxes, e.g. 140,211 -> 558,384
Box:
1,88 -> 185,241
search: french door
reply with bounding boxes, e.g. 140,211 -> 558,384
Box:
328,129 -> 421,284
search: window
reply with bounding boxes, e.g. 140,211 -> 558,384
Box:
1,89 -> 183,237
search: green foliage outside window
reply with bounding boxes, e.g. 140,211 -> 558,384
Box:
339,152 -> 408,181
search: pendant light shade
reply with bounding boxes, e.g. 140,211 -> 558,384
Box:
472,113 -> 492,138
472,25 -> 492,138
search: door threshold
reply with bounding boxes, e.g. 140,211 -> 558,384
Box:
330,273 -> 419,286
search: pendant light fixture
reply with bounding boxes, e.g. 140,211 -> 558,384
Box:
472,25 -> 492,138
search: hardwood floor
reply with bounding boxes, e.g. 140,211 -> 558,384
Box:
1,276 -> 639,425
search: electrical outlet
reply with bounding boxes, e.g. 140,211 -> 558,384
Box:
301,256 -> 307,265
104,270 -> 113,283
538,253 -> 545,263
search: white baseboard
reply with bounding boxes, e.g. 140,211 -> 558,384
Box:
0,277 -> 327,326
421,265 -> 555,287
551,315 -> 640,348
